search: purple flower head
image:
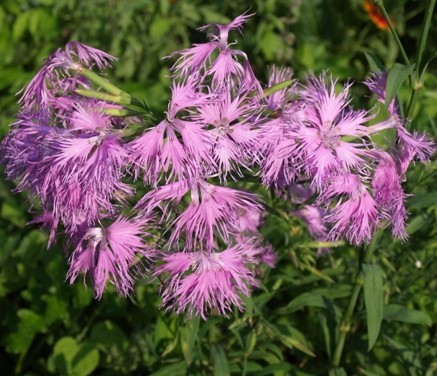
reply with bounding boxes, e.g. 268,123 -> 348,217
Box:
364,71 -> 398,115
168,180 -> 262,251
236,205 -> 263,233
67,217 -> 151,299
259,245 -> 277,268
169,42 -> 218,78
194,90 -> 261,177
156,243 -> 257,319
293,205 -> 330,255
320,173 -> 380,245
199,12 -> 254,49
170,13 -> 259,90
166,77 -> 209,122
395,124 -> 435,175
293,205 -> 329,241
298,74 -> 375,189
371,151 -> 408,240
364,71 -> 435,173
49,128 -> 133,230
130,118 -> 214,186
19,42 -> 116,111
289,184 -> 315,204
3,104 -> 133,233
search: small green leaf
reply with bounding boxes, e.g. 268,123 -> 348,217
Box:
212,345 -> 230,376
255,363 -> 293,375
72,343 -> 100,376
329,367 -> 348,376
363,264 -> 384,350
50,337 -> 79,375
383,304 -> 433,326
6,309 -> 46,355
279,335 -> 315,357
407,193 -> 437,209
385,63 -> 415,106
12,12 -> 29,41
90,320 -> 127,353
245,331 -> 257,357
280,293 -> 327,313
364,52 -> 385,72
180,317 -> 199,365
150,16 -> 170,39
149,361 -> 187,376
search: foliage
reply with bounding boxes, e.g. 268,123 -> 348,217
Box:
0,0 -> 435,375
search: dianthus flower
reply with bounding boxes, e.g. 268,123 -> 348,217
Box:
67,217 -> 152,298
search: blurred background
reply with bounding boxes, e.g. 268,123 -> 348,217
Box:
0,0 -> 435,375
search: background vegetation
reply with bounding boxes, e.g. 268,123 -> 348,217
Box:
0,0 -> 435,375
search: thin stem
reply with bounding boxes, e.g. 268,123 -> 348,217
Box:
406,0 -> 436,119
415,0 -> 436,74
331,232 -> 382,368
263,79 -> 296,97
75,89 -> 148,114
374,0 -> 410,67
76,67 -> 130,97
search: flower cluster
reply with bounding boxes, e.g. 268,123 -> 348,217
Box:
259,70 -> 434,245
0,14 -> 434,318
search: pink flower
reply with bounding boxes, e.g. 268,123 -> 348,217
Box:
156,243 -> 257,319
372,151 -> 408,240
19,42 -> 115,110
168,180 -> 262,250
298,75 -> 374,189
194,90 -> 260,177
320,173 -> 380,245
67,217 -> 151,299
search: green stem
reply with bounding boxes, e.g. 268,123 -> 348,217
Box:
75,89 -> 147,114
263,79 -> 296,97
75,89 -> 132,104
76,66 -> 130,97
331,231 -> 382,368
374,0 -> 410,67
406,0 -> 436,119
102,108 -> 139,117
415,0 -> 436,74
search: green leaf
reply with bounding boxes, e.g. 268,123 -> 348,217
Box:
212,345 -> 230,376
255,363 -> 293,376
407,193 -> 437,209
364,52 -> 385,72
383,304 -> 433,326
385,63 -> 415,106
329,367 -> 348,376
279,334 -> 315,357
149,361 -> 187,376
71,343 -> 100,376
280,293 -> 327,313
90,320 -> 127,352
362,264 -> 384,351
245,331 -> 257,357
180,317 -> 199,365
260,30 -> 282,60
12,12 -> 29,41
50,337 -> 79,375
6,309 -> 46,355
43,295 -> 69,325
150,16 -> 170,39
